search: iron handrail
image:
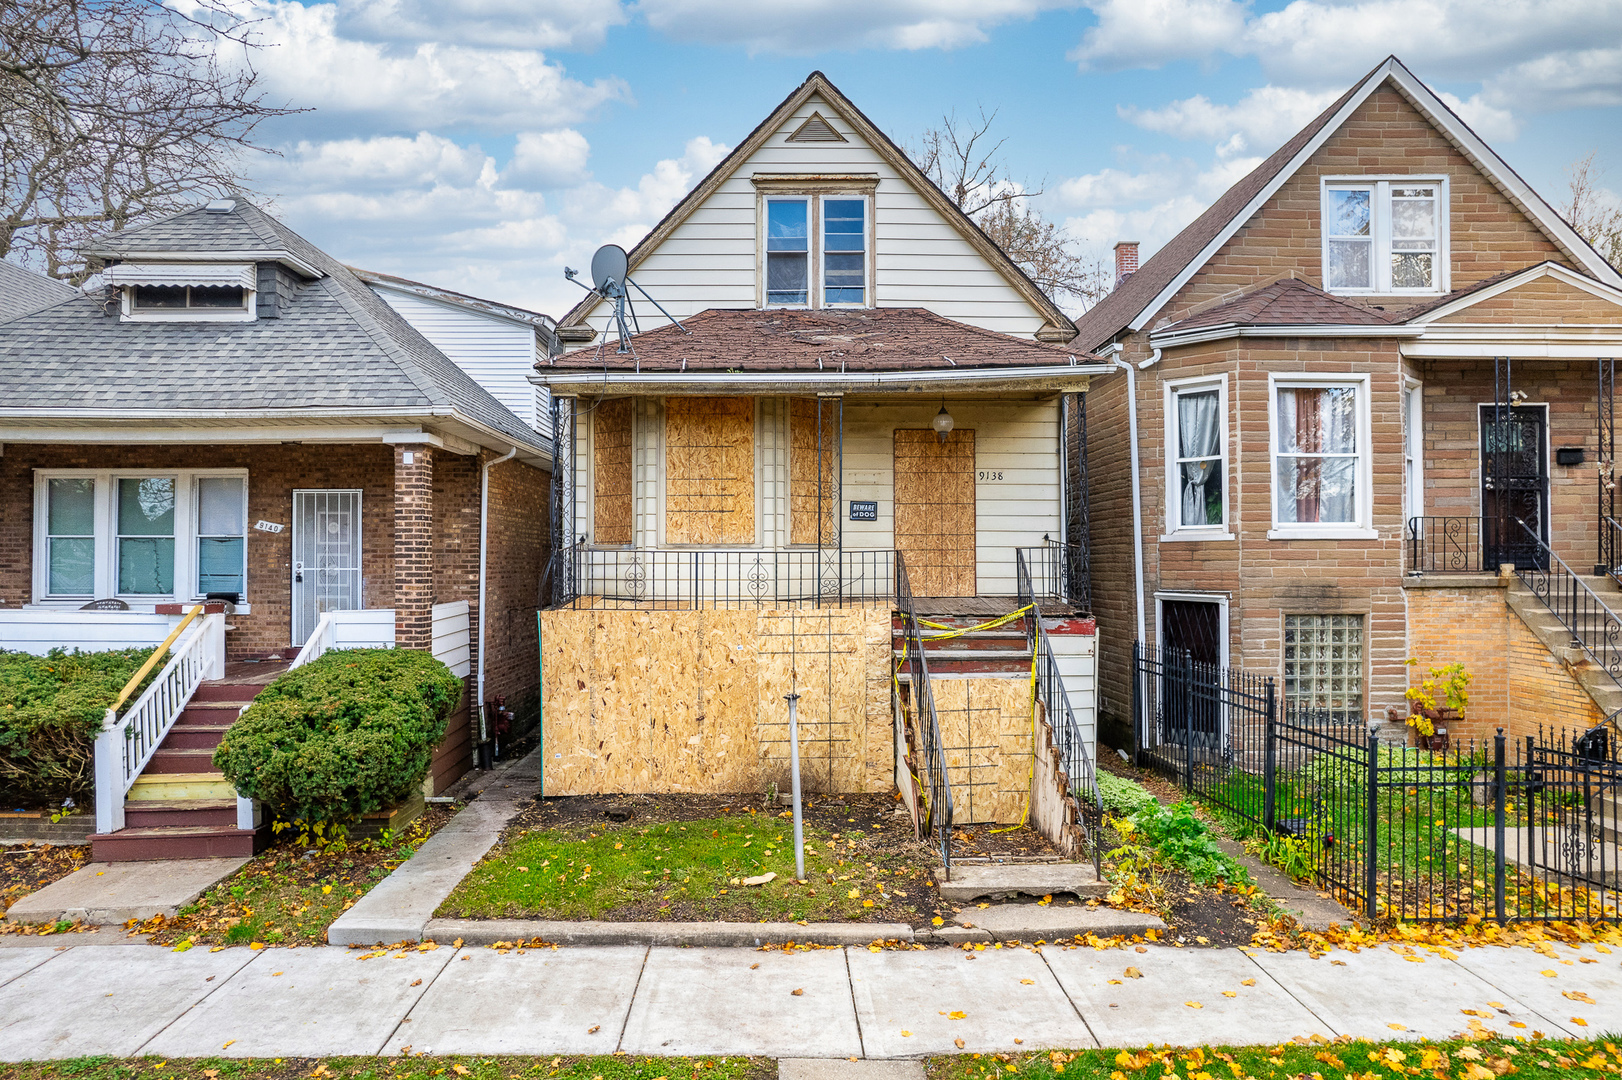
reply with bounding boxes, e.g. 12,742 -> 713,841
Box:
1513,518 -> 1622,709
1406,516 -> 1485,574
1015,547 -> 1104,873
546,543 -> 895,610
895,550 -> 952,872
1604,516 -> 1622,586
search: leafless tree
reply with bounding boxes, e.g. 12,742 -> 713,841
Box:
0,0 -> 296,282
910,109 -> 1111,310
1559,152 -> 1622,271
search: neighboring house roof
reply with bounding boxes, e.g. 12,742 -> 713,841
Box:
545,307 -> 1097,374
0,201 -> 549,459
1072,55 -> 1622,351
351,267 -> 558,341
1162,278 -> 1400,332
558,70 -> 1078,343
0,260 -> 76,323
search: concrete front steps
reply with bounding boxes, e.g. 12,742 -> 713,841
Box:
90,664 -> 285,862
1506,572 -> 1622,719
892,614 -> 1033,677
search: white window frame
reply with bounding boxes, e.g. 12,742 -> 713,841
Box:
757,192 -> 873,310
121,285 -> 257,323
1403,377 -> 1424,524
1267,373 -> 1376,541
1153,591 -> 1231,670
1162,374 -> 1232,541
31,469 -> 251,609
1320,176 -> 1449,295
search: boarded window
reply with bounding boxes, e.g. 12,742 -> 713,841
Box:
593,398 -> 633,545
666,397 -> 756,545
790,398 -> 838,545
894,428 -> 975,596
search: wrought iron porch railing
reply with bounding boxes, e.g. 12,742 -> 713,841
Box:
1513,518 -> 1622,695
895,551 -> 953,870
1603,515 -> 1622,587
1015,548 -> 1103,872
1017,539 -> 1091,612
547,545 -> 896,610
1406,516 -> 1486,574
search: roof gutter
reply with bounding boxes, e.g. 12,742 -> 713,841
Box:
1148,323 -> 1417,350
530,363 -> 1109,394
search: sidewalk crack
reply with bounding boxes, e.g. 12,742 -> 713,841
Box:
845,947 -> 867,1059
615,944 -> 652,1052
1037,946 -> 1100,1048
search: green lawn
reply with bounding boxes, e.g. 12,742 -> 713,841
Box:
438,813 -> 937,923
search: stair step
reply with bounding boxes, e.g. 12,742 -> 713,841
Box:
176,701 -> 248,723
90,825 -> 256,862
123,800 -> 238,828
143,748 -> 223,774
158,724 -> 232,751
191,683 -> 271,703
128,772 -> 236,801
899,648 -> 1032,662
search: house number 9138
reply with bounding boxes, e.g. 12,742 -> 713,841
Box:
978,470 -> 1004,481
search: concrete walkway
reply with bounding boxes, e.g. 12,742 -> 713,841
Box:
1,937 -> 1617,1062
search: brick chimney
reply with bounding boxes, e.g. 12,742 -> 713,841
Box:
1114,241 -> 1139,290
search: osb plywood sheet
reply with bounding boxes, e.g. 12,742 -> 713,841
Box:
932,677 -> 1033,825
593,398 -> 634,544
666,396 -> 756,545
540,606 -> 892,795
894,428 -> 976,596
790,397 -> 838,545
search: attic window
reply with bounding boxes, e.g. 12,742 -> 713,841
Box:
1322,178 -> 1447,294
105,261 -> 257,321
132,285 -> 247,311
788,112 -> 846,143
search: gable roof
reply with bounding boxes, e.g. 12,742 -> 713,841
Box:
1399,260 -> 1622,323
352,266 -> 559,342
0,260 -> 77,323
558,71 -> 1077,342
1072,55 -> 1622,351
0,202 -> 549,459
546,307 -> 1096,374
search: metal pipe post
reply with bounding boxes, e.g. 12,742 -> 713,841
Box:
785,692 -> 806,881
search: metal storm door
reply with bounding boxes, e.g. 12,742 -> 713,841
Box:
1480,405 -> 1548,571
291,489 -> 362,645
1159,599 -> 1223,748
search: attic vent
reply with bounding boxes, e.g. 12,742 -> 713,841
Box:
788,112 -> 846,143
205,199 -> 236,213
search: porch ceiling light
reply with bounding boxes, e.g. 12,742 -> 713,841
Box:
933,403 -> 954,443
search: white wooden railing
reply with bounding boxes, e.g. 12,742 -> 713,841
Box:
290,609 -> 398,670
94,609 -> 226,835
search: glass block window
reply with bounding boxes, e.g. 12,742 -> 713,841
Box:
1283,613 -> 1364,723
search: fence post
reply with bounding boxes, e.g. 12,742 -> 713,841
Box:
1263,678 -> 1277,832
1183,650 -> 1196,794
1494,728 -> 1507,922
1131,641 -> 1142,764
1365,729 -> 1379,920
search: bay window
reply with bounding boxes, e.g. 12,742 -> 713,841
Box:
34,470 -> 249,604
1164,375 -> 1229,538
1269,375 -> 1373,539
1322,178 -> 1446,293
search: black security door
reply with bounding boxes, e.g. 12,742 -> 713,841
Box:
1480,405 -> 1548,570
1160,599 -> 1223,746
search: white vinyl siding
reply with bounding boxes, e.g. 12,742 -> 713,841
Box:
578,93 -> 1049,342
372,288 -> 547,431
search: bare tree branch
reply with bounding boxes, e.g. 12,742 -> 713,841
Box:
0,0 -> 300,282
1559,152 -> 1622,271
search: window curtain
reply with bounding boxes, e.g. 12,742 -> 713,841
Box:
1177,390 -> 1221,527
1277,387 -> 1357,523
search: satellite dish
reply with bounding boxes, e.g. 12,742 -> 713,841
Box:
590,245 -> 629,295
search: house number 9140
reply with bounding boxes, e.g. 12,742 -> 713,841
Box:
978,470 -> 1004,481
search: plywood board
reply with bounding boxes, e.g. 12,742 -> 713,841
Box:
931,677 -> 1033,825
666,396 -> 756,545
593,397 -> 634,545
894,428 -> 976,596
790,398 -> 838,545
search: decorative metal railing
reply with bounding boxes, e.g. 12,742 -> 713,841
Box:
1603,516 -> 1622,588
1513,518 -> 1622,692
895,550 -> 953,871
94,609 -> 225,835
548,545 -> 896,610
1406,516 -> 1486,574
1015,548 -> 1103,872
1017,539 -> 1091,612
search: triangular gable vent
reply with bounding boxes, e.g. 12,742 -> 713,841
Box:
788,111 -> 846,143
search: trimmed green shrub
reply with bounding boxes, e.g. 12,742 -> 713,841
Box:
214,649 -> 462,825
1097,770 -> 1157,818
0,647 -> 161,805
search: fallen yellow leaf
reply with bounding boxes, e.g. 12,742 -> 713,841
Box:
1124,967 -> 1142,978
932,916 -> 944,927
1222,991 -> 1236,998
222,1040 -> 235,1050
1185,1001 -> 1203,1009
1020,979 -> 1034,985
1541,969 -> 1558,977
1563,991 -> 1596,1004
949,1010 -> 967,1019
1107,979 -> 1123,985
955,1038 -> 966,1049
1387,1023 -> 1407,1031
1240,978 -> 1256,986
453,1067 -> 471,1077
1572,1017 -> 1589,1027
901,1031 -> 912,1037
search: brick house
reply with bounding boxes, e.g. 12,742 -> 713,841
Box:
0,201 -> 552,855
1074,56 -> 1622,749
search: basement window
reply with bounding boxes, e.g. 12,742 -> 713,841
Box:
1283,613 -> 1364,725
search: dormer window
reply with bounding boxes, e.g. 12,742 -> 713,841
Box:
105,261 -> 257,322
1321,178 -> 1448,294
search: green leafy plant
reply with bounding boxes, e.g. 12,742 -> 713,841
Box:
1123,799 -> 1253,889
0,647 -> 162,805
1248,828 -> 1319,881
213,649 -> 460,827
1404,658 -> 1471,737
1096,770 -> 1157,817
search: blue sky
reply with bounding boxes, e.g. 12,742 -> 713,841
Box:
233,0 -> 1622,318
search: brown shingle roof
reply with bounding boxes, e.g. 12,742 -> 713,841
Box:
1160,277 -> 1399,333
544,307 -> 1096,373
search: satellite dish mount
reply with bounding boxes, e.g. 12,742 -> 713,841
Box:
564,244 -> 690,353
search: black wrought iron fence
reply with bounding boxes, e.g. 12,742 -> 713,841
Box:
547,545 -> 895,610
1602,515 -> 1622,587
1018,539 -> 1091,613
1134,642 -> 1622,923
896,551 -> 953,870
1406,516 -> 1485,574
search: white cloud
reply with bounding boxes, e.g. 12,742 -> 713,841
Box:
1068,0 -> 1247,72
503,130 -> 594,189
240,1 -> 629,130
335,0 -> 628,50
635,0 -> 1079,53
1119,85 -> 1340,158
268,132 -> 493,190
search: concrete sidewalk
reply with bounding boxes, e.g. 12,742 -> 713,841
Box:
0,938 -> 1617,1061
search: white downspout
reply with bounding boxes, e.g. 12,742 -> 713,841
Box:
477,446 -> 519,714
1110,355 -> 1147,647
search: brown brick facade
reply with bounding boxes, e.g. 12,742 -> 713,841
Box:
393,444 -> 436,651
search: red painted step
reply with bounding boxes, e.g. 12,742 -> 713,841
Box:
158,724 -> 232,751
90,825 -> 255,862
141,748 -> 222,774
123,800 -> 237,829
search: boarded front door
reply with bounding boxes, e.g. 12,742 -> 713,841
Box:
292,489 -> 362,646
894,428 -> 975,596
